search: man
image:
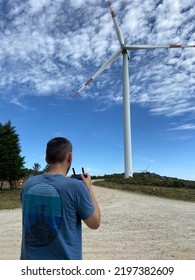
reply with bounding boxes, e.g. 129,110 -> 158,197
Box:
20,137 -> 100,260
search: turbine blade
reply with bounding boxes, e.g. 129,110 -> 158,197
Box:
108,0 -> 125,46
73,48 -> 122,97
126,44 -> 195,50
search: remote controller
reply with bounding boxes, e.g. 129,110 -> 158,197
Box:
71,168 -> 87,180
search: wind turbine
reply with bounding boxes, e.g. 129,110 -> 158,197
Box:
73,0 -> 195,179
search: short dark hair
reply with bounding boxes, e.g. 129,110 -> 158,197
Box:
46,137 -> 72,164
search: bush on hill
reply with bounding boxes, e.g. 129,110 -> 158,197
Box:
103,172 -> 195,189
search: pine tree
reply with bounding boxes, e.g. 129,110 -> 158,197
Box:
0,121 -> 25,189
32,163 -> 41,175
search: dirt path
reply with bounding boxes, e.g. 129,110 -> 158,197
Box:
0,185 -> 195,259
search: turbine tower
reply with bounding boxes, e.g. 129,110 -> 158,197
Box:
73,1 -> 195,179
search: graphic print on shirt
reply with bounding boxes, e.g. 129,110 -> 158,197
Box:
23,183 -> 62,247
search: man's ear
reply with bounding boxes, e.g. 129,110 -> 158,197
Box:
45,155 -> 50,164
67,152 -> 72,163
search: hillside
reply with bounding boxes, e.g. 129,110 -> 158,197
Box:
93,172 -> 195,202
99,172 -> 195,188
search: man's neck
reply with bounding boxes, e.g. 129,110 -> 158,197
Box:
47,164 -> 67,176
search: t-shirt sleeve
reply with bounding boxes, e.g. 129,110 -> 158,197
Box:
77,183 -> 95,220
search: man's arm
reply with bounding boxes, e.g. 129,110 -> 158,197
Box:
81,174 -> 101,229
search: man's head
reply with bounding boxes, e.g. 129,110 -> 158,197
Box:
46,137 -> 72,167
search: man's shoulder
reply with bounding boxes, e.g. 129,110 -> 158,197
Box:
23,174 -> 85,194
24,174 -> 44,184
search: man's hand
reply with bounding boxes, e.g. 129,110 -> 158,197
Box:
81,173 -> 91,191
81,173 -> 101,229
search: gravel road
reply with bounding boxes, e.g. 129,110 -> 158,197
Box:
0,185 -> 194,259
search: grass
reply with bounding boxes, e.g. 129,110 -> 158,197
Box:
0,189 -> 21,210
94,180 -> 195,202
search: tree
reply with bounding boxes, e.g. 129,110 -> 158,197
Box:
32,163 -> 41,175
43,164 -> 50,173
0,121 -> 25,189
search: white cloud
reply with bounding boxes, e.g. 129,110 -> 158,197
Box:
168,123 -> 195,130
10,98 -> 27,109
0,0 -> 194,117
29,0 -> 51,13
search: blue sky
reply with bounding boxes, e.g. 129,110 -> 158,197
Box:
0,0 -> 195,180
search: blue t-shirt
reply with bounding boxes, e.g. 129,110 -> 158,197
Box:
20,174 -> 95,260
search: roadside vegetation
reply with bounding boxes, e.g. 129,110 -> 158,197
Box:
93,172 -> 195,202
0,189 -> 21,210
